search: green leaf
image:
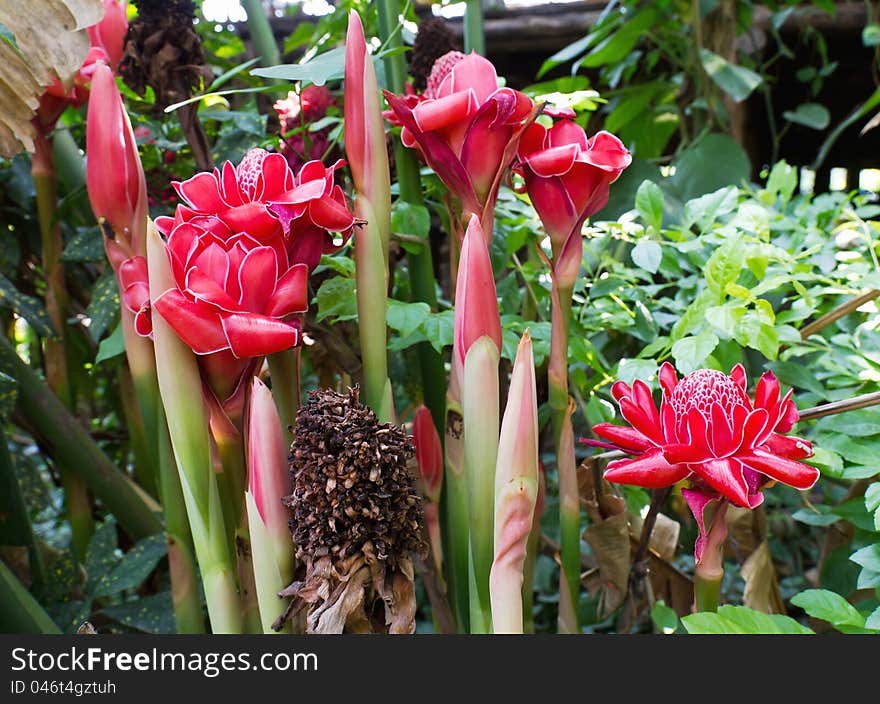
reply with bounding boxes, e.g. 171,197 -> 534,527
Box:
91,533 -> 167,597
314,276 -> 358,322
650,600 -> 679,634
705,304 -> 745,338
669,134 -> 751,203
864,24 -> 880,47
671,331 -> 719,374
684,187 -> 739,232
616,358 -> 659,387
99,591 -> 176,634
580,8 -> 659,69
815,410 -> 880,437
733,311 -> 779,360
0,273 -> 57,338
0,371 -> 16,424
631,240 -> 662,274
704,236 -> 745,299
251,46 -> 346,85
0,22 -> 19,51
635,179 -> 664,232
85,519 -> 119,594
316,254 -> 355,278
866,482 -> 880,531
792,508 -> 839,527
86,269 -> 120,343
391,201 -> 431,239
682,605 -> 812,634
783,103 -> 831,130
699,49 -> 763,102
386,300 -> 430,338
790,589 -> 866,629
420,310 -> 455,354
767,361 -> 829,398
95,322 -> 125,365
60,227 -> 105,263
866,606 -> 880,631
850,544 -> 880,574
764,160 -> 798,204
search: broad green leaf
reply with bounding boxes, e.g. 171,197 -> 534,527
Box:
631,239 -> 662,274
792,508 -> 839,527
864,24 -> 880,47
682,605 -> 812,634
866,606 -> 880,631
684,187 -> 739,232
420,310 -> 455,353
704,236 -> 745,299
386,300 -> 431,338
699,49 -> 763,102
60,226 -> 105,263
91,533 -> 167,597
849,544 -> 880,574
579,8 -> 659,69
251,46 -> 346,85
100,592 -> 176,634
95,322 -> 125,365
790,589 -> 865,628
0,371 -> 16,424
783,103 -> 831,130
85,518 -> 119,594
616,358 -> 659,387
316,254 -> 355,278
0,273 -> 57,338
391,200 -> 431,239
314,276 -> 358,322
671,331 -> 719,374
815,410 -> 880,437
767,361 -> 829,398
734,311 -> 779,360
85,269 -> 120,343
866,482 -> 880,531
635,179 -> 664,232
764,160 -> 798,204
650,600 -> 679,634
705,304 -> 745,338
669,134 -> 751,203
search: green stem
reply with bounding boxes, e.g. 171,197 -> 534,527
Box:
464,0 -> 486,55
0,426 -> 47,593
444,398 -> 470,632
354,197 -> 394,422
32,132 -> 93,560
0,560 -> 60,633
694,571 -> 722,613
550,280 -> 579,633
462,337 -> 499,633
267,348 -> 300,431
118,362 -> 157,497
376,0 -> 447,435
242,0 -> 281,67
0,336 -> 161,541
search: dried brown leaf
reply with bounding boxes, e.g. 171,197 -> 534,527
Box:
0,0 -> 101,156
741,539 -> 785,614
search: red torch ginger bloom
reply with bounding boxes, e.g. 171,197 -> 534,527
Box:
589,362 -> 818,510
383,51 -> 538,233
151,219 -> 309,362
158,148 -> 295,242
268,159 -> 357,271
516,120 -> 631,264
88,0 -> 128,70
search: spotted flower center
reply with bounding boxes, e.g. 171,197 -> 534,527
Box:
669,370 -> 746,422
236,148 -> 268,201
426,50 -> 466,98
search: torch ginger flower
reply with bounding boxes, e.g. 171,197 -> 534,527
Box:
515,120 -> 631,287
383,51 -> 538,237
587,363 -> 819,601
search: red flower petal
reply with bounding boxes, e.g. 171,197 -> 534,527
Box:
762,432 -> 812,460
690,457 -> 760,509
236,246 -> 278,313
738,450 -> 820,491
220,313 -> 299,358
603,448 -> 690,489
265,263 -> 309,318
153,289 -> 228,354
176,171 -> 226,212
185,268 -> 241,313
591,422 -> 655,452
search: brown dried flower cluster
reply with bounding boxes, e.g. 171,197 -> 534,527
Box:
409,18 -> 458,92
277,387 -> 425,634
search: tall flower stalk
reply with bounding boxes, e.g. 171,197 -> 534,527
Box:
147,220 -> 243,633
87,61 -> 203,633
344,11 -> 394,422
455,215 -> 502,632
516,119 -> 631,631
490,332 -> 539,634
